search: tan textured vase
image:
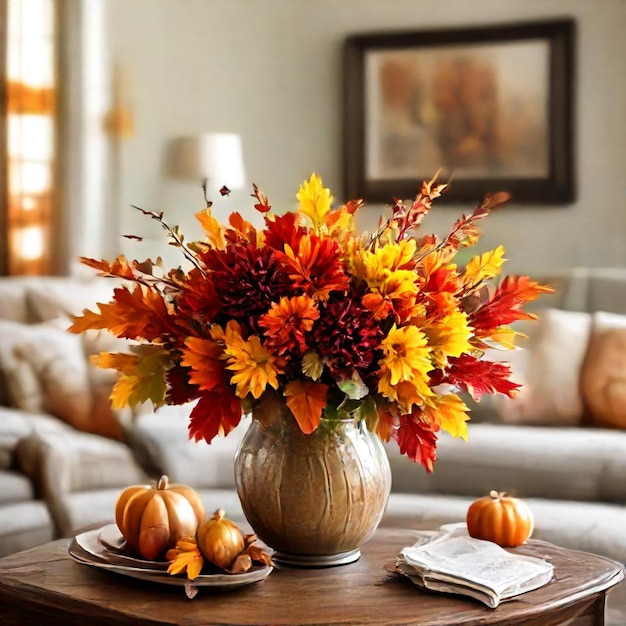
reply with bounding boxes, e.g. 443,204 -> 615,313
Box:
233,399 -> 392,567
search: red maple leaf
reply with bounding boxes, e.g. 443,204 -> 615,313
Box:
444,354 -> 521,401
263,211 -> 304,253
470,276 -> 553,333
393,416 -> 438,473
188,390 -> 242,444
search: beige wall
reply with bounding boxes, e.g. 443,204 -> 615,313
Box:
97,0 -> 626,275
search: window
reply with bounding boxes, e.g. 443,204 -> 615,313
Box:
3,0 -> 59,275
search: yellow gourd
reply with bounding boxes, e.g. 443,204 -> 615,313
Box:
197,509 -> 245,569
115,475 -> 205,560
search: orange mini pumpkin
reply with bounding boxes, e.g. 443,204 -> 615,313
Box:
115,475 -> 205,560
466,490 -> 534,547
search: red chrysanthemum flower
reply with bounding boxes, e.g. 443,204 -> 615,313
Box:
201,243 -> 293,330
313,290 -> 384,374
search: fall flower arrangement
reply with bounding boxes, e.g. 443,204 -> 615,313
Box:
70,174 -> 551,472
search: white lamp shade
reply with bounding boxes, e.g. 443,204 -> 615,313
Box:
171,133 -> 246,190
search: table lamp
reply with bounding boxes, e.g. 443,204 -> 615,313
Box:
169,132 -> 246,195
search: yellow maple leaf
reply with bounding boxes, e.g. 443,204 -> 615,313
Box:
296,173 -> 333,232
92,345 -> 169,409
463,245 -> 506,288
284,379 -> 328,434
428,394 -> 469,441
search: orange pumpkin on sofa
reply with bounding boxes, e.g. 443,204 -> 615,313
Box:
466,490 -> 534,547
115,475 -> 205,560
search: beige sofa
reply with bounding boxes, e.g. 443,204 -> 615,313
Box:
1,269 -> 626,565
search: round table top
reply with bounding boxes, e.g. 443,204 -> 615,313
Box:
0,526 -> 623,625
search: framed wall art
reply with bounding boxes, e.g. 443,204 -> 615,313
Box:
343,19 -> 576,204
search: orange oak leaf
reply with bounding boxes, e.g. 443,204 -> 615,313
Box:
195,208 -> 225,250
182,337 -> 228,392
69,286 -> 177,342
77,255 -> 136,279
284,379 -> 329,434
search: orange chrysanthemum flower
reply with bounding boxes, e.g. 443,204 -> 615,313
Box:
258,294 -> 320,357
280,233 -> 349,301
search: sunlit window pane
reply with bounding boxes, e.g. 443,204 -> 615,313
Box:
13,226 -> 45,261
19,38 -> 54,87
22,197 -> 37,211
9,162 -> 51,195
9,0 -> 52,38
8,115 -> 53,160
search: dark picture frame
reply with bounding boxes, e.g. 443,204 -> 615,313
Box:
343,19 -> 576,205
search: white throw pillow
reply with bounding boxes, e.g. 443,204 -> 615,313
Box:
0,319 -> 127,439
493,309 -> 592,426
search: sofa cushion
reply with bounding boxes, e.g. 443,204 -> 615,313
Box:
0,319 -> 126,440
382,493 -> 626,562
0,501 -> 54,557
16,429 -> 147,537
127,407 -> 247,489
493,309 -> 591,426
581,311 -> 626,429
0,279 -> 31,324
26,277 -> 119,322
386,422 -> 626,505
0,469 -> 36,504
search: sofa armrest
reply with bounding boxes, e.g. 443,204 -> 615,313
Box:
0,406 -> 70,471
16,429 -> 147,536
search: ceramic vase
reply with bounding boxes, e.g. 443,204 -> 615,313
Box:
233,397 -> 392,567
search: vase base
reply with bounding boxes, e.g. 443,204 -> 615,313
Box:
272,548 -> 361,568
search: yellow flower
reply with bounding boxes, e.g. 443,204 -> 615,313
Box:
224,331 -> 281,399
377,324 -> 434,411
423,309 -> 473,368
353,241 -> 420,321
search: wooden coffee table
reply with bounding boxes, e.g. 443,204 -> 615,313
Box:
0,526 -> 623,625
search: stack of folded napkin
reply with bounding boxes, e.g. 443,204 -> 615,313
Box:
395,524 -> 554,608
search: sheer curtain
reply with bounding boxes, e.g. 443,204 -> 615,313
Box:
2,0 -> 111,276
3,0 -> 59,275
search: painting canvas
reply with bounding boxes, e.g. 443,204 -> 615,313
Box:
343,20 -> 575,204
